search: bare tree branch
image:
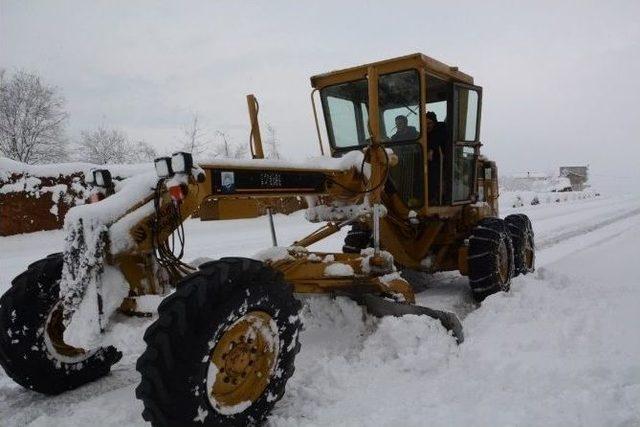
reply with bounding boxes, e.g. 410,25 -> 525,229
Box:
212,131 -> 248,159
264,123 -> 281,160
181,113 -> 209,157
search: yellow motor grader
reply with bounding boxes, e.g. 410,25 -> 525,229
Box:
0,53 -> 534,426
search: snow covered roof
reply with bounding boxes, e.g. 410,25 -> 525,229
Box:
560,166 -> 588,179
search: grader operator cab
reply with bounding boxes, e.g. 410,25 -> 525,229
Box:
0,53 -> 535,426
317,55 -> 479,210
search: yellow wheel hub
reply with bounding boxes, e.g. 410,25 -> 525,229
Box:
524,235 -> 534,270
207,311 -> 280,413
45,302 -> 86,358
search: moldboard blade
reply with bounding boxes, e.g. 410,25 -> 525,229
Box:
361,294 -> 464,344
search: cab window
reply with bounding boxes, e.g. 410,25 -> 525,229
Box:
378,70 -> 421,142
452,85 -> 481,202
457,88 -> 479,141
320,79 -> 369,148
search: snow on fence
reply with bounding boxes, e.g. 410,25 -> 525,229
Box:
0,158 -> 151,236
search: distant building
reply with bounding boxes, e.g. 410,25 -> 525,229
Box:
559,166 -> 589,191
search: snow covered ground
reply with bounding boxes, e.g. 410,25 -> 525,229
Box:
1,193 -> 639,426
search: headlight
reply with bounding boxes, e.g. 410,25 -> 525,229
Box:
154,156 -> 173,178
92,169 -> 113,188
171,151 -> 193,174
85,170 -> 96,184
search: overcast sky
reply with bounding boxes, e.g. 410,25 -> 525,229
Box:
1,0 -> 639,192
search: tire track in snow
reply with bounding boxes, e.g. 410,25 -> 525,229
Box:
416,198 -> 640,319
536,206 -> 640,250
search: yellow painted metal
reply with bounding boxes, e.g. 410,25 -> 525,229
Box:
247,94 -> 264,159
310,88 -> 326,156
46,303 -> 85,357
310,53 -> 473,89
525,243 -> 534,270
263,248 -> 415,303
367,66 -> 380,145
199,197 -> 262,220
293,222 -> 342,248
209,311 -> 278,409
109,53 -> 501,309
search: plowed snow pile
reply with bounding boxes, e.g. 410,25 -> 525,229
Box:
0,194 -> 639,426
270,225 -> 640,426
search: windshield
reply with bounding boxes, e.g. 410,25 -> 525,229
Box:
379,70 -> 421,142
320,69 -> 421,149
320,79 -> 369,148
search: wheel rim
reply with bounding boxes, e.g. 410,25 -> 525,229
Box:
44,302 -> 86,359
497,239 -> 509,284
207,311 -> 280,414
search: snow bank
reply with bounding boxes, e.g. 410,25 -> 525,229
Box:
2,194 -> 640,426
271,223 -> 640,426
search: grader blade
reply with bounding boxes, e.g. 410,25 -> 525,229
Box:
361,294 -> 464,344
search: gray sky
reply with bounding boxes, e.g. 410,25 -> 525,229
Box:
2,0 -> 639,193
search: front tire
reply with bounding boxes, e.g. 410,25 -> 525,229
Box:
0,254 -> 122,395
468,218 -> 515,302
135,258 -> 302,426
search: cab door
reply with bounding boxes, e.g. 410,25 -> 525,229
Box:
376,68 -> 425,210
451,83 -> 482,204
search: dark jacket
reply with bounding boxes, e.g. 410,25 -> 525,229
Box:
391,126 -> 419,142
427,122 -> 447,157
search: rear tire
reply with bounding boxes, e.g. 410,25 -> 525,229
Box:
505,214 -> 535,276
135,258 -> 302,426
468,218 -> 515,302
0,254 -> 122,395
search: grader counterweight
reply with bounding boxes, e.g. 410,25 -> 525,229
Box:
0,53 -> 535,426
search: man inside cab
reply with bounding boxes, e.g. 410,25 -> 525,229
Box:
391,115 -> 418,141
426,111 -> 447,204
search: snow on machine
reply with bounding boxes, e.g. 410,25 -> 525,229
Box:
0,53 -> 535,426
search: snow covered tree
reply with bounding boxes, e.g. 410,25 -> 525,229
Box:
181,113 -> 209,157
265,123 -> 281,160
233,142 -> 248,159
76,127 -> 155,164
77,127 -> 129,164
133,140 -> 158,162
213,131 -> 232,158
213,131 -> 247,159
0,70 -> 69,164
